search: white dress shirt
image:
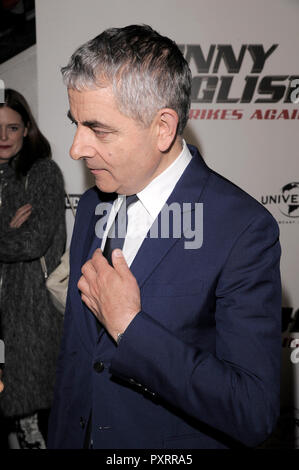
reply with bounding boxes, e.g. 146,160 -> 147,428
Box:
100,140 -> 192,267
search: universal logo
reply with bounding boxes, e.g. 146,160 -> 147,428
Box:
65,194 -> 81,211
282,307 -> 299,365
261,182 -> 299,222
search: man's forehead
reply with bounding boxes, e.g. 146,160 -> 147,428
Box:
68,85 -> 113,100
68,86 -> 116,114
66,87 -> 131,131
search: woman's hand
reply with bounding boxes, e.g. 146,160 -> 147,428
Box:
9,204 -> 32,228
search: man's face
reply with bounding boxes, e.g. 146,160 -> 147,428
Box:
68,86 -> 168,195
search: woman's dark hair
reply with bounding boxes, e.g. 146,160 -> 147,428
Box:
0,88 -> 51,177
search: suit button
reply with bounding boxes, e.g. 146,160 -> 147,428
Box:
93,361 -> 105,373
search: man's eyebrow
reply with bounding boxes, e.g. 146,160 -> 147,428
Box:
67,110 -> 115,131
82,120 -> 115,130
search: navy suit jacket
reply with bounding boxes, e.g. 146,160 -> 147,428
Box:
48,145 -> 281,449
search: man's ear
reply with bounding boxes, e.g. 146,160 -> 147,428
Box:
156,108 -> 179,152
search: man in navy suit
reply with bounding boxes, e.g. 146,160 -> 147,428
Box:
48,25 -> 281,449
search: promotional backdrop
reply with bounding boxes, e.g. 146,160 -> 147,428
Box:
35,0 -> 299,448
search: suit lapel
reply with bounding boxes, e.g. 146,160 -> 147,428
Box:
72,147 -> 211,352
81,190 -> 117,265
130,146 -> 211,288
72,189 -> 116,352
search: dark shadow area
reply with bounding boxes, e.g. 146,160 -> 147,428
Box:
259,297 -> 299,449
0,0 -> 35,65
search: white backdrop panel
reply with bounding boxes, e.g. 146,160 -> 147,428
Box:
36,0 -> 299,447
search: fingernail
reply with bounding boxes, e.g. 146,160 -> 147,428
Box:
114,249 -> 123,257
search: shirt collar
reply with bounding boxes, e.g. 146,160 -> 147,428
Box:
136,139 -> 192,219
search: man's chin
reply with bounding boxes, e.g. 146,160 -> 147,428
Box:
94,177 -> 118,194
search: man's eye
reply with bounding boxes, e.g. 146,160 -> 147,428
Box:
94,130 -> 109,137
9,126 -> 20,132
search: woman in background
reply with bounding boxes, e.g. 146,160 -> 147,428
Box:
0,89 -> 66,448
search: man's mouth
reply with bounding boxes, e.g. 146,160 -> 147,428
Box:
0,146 -> 12,149
88,167 -> 107,174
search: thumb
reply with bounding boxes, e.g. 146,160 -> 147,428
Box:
112,249 -> 130,274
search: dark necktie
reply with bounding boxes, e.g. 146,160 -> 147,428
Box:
83,195 -> 139,448
103,194 -> 138,265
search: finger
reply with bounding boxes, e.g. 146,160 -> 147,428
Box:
18,204 -> 32,212
92,248 -> 106,261
15,203 -> 31,211
14,205 -> 32,218
91,249 -> 111,272
0,381 -> 4,393
81,293 -> 96,312
78,277 -> 93,308
77,274 -> 92,295
81,258 -> 97,279
10,209 -> 32,228
111,249 -> 131,276
10,217 -> 18,228
11,206 -> 32,220
15,210 -> 32,227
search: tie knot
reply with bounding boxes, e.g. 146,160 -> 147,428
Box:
102,194 -> 138,265
125,194 -> 138,210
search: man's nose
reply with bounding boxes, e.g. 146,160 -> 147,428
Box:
70,126 -> 96,160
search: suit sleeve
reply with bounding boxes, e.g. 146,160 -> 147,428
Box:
110,211 -> 281,447
0,159 -> 65,262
